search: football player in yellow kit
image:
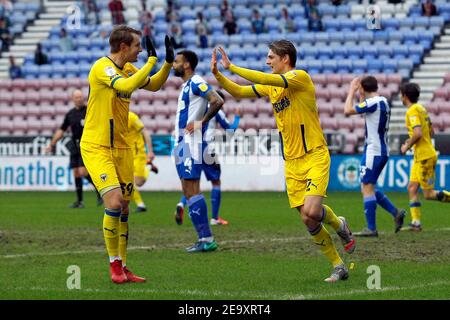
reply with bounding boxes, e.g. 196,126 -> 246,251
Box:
211,41 -> 356,282
128,111 -> 158,213
400,83 -> 450,232
81,25 -> 174,283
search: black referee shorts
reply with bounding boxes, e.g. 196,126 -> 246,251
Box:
69,152 -> 85,169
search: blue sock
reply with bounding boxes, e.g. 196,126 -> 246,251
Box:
211,186 -> 221,220
364,195 -> 377,231
375,190 -> 397,217
179,195 -> 187,207
187,194 -> 212,240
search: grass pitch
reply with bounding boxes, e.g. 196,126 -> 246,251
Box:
0,191 -> 449,300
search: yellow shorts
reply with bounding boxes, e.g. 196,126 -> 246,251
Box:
80,141 -> 134,200
410,155 -> 437,190
285,145 -> 330,208
133,155 -> 149,179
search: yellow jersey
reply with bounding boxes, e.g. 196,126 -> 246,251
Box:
128,111 -> 146,157
405,103 -> 436,161
253,70 -> 326,160
81,57 -> 146,149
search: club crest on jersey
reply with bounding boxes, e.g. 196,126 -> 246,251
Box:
104,66 -> 116,77
100,174 -> 108,182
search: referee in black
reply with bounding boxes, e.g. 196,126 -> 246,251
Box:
45,89 -> 102,208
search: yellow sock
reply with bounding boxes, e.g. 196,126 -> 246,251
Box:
103,209 -> 121,258
409,201 -> 421,224
309,224 -> 343,267
133,188 -> 144,207
322,204 -> 342,232
119,215 -> 129,266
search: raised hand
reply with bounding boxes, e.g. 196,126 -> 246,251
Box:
218,46 -> 231,69
211,48 -> 219,74
145,35 -> 157,58
165,35 -> 174,63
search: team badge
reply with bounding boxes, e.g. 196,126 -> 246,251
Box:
104,66 -> 116,77
100,174 -> 108,182
285,71 -> 297,79
199,83 -> 209,92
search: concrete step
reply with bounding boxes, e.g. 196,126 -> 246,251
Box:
14,38 -> 42,45
45,0 -> 77,8
27,25 -> 53,32
413,71 -> 448,78
440,35 -> 450,42
0,71 -> 9,79
429,49 -> 450,57
39,12 -> 66,20
46,7 -> 72,14
9,44 -> 36,52
2,51 -> 28,58
21,32 -> 50,39
0,65 -> 8,72
0,57 -> 24,65
420,64 -> 450,72
34,19 -> 61,26
435,42 -> 450,49
410,78 -> 444,86
424,56 -> 450,64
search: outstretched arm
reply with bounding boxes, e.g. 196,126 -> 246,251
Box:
111,57 -> 158,93
211,48 -> 259,98
140,61 -> 172,91
217,46 -> 303,89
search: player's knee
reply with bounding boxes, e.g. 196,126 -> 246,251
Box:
423,190 -> 435,200
135,177 -> 145,187
408,184 -> 419,194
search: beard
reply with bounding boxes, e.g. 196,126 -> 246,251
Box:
174,68 -> 184,77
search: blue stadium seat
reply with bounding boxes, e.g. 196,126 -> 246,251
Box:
363,46 -> 378,59
383,59 -> 398,73
329,32 -> 344,43
333,46 -> 347,59
308,60 -> 322,74
323,19 -> 340,31
48,52 -> 64,64
318,5 -> 336,17
212,34 -> 229,47
237,19 -> 252,34
378,46 -> 393,59
39,65 -> 53,79
343,32 -> 359,43
398,59 -> 414,70
204,7 -> 221,20
372,31 -> 388,43
340,20 -> 354,30
354,19 -> 367,31
383,18 -> 400,30
352,59 -> 367,73
336,59 -> 352,73
303,47 -> 317,59
315,32 -> 329,44
76,38 -> 91,50
285,33 -> 301,44
66,64 -> 80,78
295,20 -> 308,32
400,17 -> 415,28
336,5 -> 350,17
317,46 -> 333,59
299,32 -> 315,44
393,45 -> 409,59
22,65 -> 39,79
233,7 -> 252,19
257,33 -> 272,45
52,65 -> 66,78
78,51 -> 92,64
322,60 -> 337,74
429,16 -> 445,28
414,16 -> 430,29
229,34 -> 244,46
367,60 -> 383,73
347,45 -> 362,59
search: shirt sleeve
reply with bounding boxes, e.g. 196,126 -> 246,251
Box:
60,112 -> 70,131
354,100 -> 377,114
252,84 -> 270,98
407,108 -> 422,129
191,79 -> 212,98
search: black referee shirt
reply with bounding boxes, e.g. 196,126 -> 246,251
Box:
60,106 -> 87,145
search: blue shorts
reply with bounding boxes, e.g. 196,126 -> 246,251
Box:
360,154 -> 388,185
203,161 -> 221,181
174,141 -> 210,180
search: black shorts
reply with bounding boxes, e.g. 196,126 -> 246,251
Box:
70,152 -> 85,169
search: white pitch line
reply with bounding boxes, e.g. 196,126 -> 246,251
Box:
6,280 -> 450,300
0,236 -> 309,259
2,227 -> 449,259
